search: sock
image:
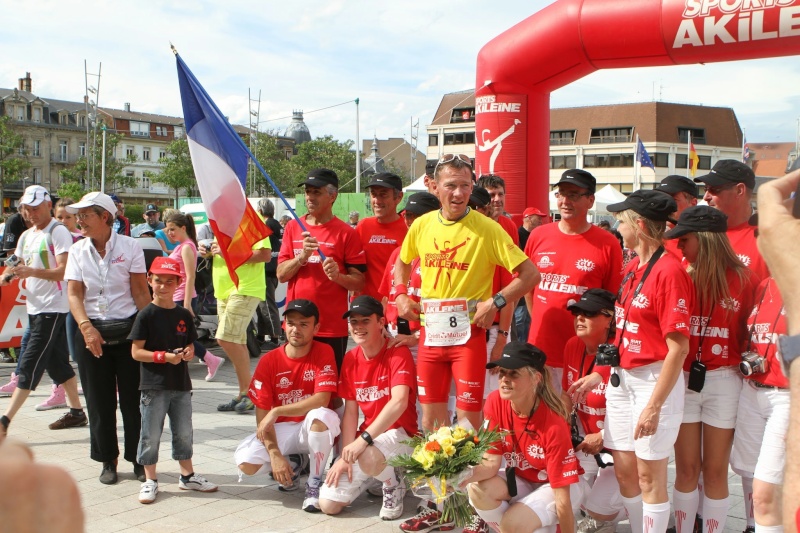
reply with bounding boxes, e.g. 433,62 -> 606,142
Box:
374,464 -> 398,487
697,473 -> 705,518
754,525 -> 783,533
69,408 -> 84,416
473,501 -> 509,532
673,488 -> 699,533
622,494 -> 644,533
180,472 -> 194,482
702,496 -> 729,533
643,501 -> 671,533
307,430 -> 333,479
742,476 -> 756,528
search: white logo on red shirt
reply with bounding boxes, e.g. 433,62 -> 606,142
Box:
279,377 -> 292,388
526,444 -> 545,459
355,385 -> 389,402
368,235 -> 397,245
720,297 -> 741,312
322,365 -> 333,374
537,256 -> 554,269
575,258 -> 596,272
303,370 -> 315,381
631,294 -> 650,309
254,380 -> 262,390
738,254 -> 752,267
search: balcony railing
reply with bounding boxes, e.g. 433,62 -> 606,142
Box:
49,153 -> 81,164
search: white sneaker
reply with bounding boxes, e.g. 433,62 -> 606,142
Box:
380,478 -> 406,520
139,480 -> 158,504
303,477 -> 322,513
178,473 -> 218,492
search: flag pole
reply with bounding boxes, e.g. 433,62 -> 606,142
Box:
634,134 -> 640,190
687,131 -> 691,177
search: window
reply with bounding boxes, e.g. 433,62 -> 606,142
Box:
79,142 -> 86,157
443,132 -> 475,145
428,134 -> 439,147
589,127 -> 632,144
126,145 -> 135,158
550,130 -> 576,146
678,154 -> 712,170
130,121 -> 150,137
33,140 -> 41,157
450,108 -> 475,123
18,143 -> 25,156
549,155 -> 577,169
159,150 -> 166,160
33,168 -> 42,184
583,153 -> 634,168
142,148 -> 151,161
174,126 -> 184,139
59,113 -> 68,125
32,108 -> 41,122
59,141 -> 68,162
653,152 -> 669,168
16,106 -> 25,121
78,114 -> 86,127
678,127 -> 706,145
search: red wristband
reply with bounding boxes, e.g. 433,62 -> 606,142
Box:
153,351 -> 166,364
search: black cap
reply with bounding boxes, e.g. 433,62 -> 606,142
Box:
367,172 -> 403,192
655,175 -> 699,198
403,192 -> 440,216
694,159 -> 755,190
555,169 -> 596,194
469,187 -> 491,208
145,203 -> 158,213
567,288 -> 616,315
425,160 -> 436,177
607,190 -> 677,222
664,205 -> 728,239
342,295 -> 384,319
486,341 -> 546,371
283,299 -> 320,320
298,168 -> 339,189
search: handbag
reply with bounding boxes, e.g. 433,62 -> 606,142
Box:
90,317 -> 135,345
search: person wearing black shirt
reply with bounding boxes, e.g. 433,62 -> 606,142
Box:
1,210 -> 31,254
256,199 -> 284,347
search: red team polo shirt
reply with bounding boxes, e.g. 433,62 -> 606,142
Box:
496,215 -> 520,245
562,336 -> 611,435
278,216 -> 366,337
484,391 -> 583,487
615,252 -> 694,369
247,341 -> 339,423
685,267 -> 760,372
356,216 -> 407,300
524,224 -> 623,368
338,342 -> 419,437
727,221 -> 769,281
379,247 -> 422,332
744,278 -> 788,389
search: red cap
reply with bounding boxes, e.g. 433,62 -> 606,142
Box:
149,257 -> 184,278
523,207 -> 547,218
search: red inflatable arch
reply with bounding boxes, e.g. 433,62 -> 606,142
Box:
475,0 -> 800,216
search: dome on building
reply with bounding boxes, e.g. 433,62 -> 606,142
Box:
284,110 -> 312,146
362,135 -> 385,176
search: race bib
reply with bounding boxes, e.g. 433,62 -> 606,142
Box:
422,298 -> 471,346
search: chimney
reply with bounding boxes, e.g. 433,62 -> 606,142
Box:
124,102 -> 131,112
18,72 -> 32,92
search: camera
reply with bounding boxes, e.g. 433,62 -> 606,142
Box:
2,254 -> 20,283
570,412 -> 584,448
739,351 -> 767,376
595,343 -> 620,367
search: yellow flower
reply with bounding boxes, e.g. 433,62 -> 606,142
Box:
452,426 -> 469,441
412,448 -> 436,470
442,443 -> 456,457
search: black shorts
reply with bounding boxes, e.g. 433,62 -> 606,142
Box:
17,312 -> 73,390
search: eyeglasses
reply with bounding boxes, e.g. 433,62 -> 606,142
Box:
75,212 -> 98,221
555,191 -> 591,202
435,153 -> 472,173
570,309 -> 612,318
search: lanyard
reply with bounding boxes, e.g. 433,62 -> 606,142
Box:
744,280 -> 783,360
694,301 -> 716,362
90,237 -> 116,298
617,246 -> 664,349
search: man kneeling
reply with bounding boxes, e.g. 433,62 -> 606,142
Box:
319,295 -> 418,520
235,299 -> 340,513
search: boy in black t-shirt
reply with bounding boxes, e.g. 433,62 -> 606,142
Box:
129,257 -> 218,504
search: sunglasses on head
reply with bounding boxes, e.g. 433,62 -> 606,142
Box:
435,153 -> 472,173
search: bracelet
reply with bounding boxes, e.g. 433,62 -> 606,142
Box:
497,329 -> 509,337
78,319 -> 92,330
153,351 -> 166,364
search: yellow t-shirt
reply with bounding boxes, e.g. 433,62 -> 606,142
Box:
399,209 -> 527,309
212,236 -> 271,300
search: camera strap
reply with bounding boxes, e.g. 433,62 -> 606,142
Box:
505,399 -> 538,498
744,279 -> 783,361
616,246 -> 664,349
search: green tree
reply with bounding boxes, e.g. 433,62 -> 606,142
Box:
290,136 -> 357,192
57,181 -> 86,202
0,115 -> 31,211
249,129 -> 298,197
144,138 -> 197,206
59,124 -> 138,194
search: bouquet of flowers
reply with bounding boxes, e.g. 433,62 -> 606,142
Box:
389,424 -> 503,526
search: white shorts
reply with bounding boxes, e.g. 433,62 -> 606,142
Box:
603,362 -> 684,461
682,366 -> 742,428
729,380 -> 789,485
485,326 -> 510,399
234,407 -> 340,471
319,428 -> 412,504
474,470 -> 588,528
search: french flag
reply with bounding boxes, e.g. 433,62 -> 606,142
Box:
175,54 -> 270,285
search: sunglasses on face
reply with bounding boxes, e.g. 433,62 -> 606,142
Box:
570,309 -> 612,318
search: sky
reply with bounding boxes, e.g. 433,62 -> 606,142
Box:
2,0 -> 800,150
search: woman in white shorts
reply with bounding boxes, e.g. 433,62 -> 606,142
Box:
603,190 -> 694,533
467,341 -> 586,533
664,206 -> 760,533
729,277 -> 790,532
563,289 -> 624,533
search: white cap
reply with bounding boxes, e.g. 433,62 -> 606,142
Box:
66,191 -> 117,217
20,185 -> 52,207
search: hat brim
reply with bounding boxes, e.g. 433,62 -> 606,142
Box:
283,308 -> 317,319
606,200 -> 630,213
693,173 -> 730,187
65,199 -> 116,216
366,182 -> 401,191
566,301 -> 612,314
20,196 -> 48,207
149,268 -> 184,279
663,225 -> 695,239
486,358 -> 531,370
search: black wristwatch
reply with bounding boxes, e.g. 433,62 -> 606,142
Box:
492,293 -> 507,310
360,431 -> 374,446
777,334 -> 800,378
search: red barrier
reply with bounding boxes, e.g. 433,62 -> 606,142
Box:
0,269 -> 27,349
475,0 -> 800,215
